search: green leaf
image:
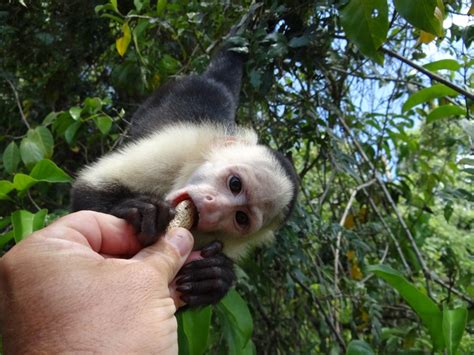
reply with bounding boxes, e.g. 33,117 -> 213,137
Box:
13,173 -> 37,191
444,201 -> 454,222
95,115 -> 113,135
110,0 -> 119,13
69,106 -> 82,120
340,0 -> 388,64
443,306 -> 467,355
3,141 -> 21,173
30,159 -> 72,183
157,0 -> 167,16
346,340 -> 375,355
42,111 -> 58,126
402,84 -> 459,112
368,264 -> 444,350
116,22 -> 131,57
0,230 -> 15,249
64,121 -> 82,145
83,97 -> 102,113
11,209 -> 48,242
427,104 -> 466,123
181,306 -> 212,355
394,0 -> 443,36
0,180 -> 14,199
216,289 -> 254,355
20,127 -> 54,167
423,59 -> 462,72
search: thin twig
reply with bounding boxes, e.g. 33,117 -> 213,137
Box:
291,273 -> 346,352
381,47 -> 474,101
334,178 -> 377,294
6,80 -> 30,129
362,188 -> 411,273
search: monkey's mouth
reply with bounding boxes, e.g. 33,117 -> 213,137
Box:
171,192 -> 199,228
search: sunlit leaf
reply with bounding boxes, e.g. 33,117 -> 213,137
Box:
368,264 -> 444,350
419,31 -> 436,44
69,106 -> 82,120
11,209 -> 48,242
423,59 -> 462,72
443,306 -> 467,355
340,0 -> 388,64
3,141 -> 21,173
427,105 -> 466,123
13,173 -> 37,191
402,84 -> 459,112
19,127 -> 54,168
0,180 -> 14,199
116,22 -> 131,57
110,0 -> 118,13
95,116 -> 113,135
30,159 -> 72,183
394,0 -> 443,36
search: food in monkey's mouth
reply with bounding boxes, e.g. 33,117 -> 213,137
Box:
166,199 -> 198,231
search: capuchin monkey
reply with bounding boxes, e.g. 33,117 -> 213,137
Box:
71,49 -> 298,306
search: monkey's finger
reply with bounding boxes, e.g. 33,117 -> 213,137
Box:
155,201 -> 174,233
178,253 -> 233,272
200,240 -> 223,257
176,266 -> 235,284
176,279 -> 231,295
180,292 -> 228,307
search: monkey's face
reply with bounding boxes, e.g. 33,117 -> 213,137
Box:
166,161 -> 288,239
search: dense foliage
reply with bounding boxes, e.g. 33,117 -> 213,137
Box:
1,0 -> 473,353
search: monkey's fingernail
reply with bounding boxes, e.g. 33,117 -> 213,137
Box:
177,283 -> 192,293
176,275 -> 191,284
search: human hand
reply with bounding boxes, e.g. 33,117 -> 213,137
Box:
0,210 -> 193,354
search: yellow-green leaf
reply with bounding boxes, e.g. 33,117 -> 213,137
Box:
427,105 -> 466,123
11,209 -> 48,242
402,84 -> 459,112
157,0 -> 167,16
116,23 -> 131,57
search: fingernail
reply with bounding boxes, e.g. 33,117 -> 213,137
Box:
167,229 -> 192,257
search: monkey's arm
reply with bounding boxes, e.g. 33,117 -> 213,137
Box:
71,182 -> 173,246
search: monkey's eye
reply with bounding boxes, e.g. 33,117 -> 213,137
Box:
228,175 -> 242,194
235,211 -> 249,228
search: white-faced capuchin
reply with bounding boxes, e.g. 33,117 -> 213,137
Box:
71,49 -> 299,307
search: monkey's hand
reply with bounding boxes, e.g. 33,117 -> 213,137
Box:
175,241 -> 235,307
110,196 -> 174,247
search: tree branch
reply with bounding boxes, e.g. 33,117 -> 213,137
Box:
6,80 -> 30,129
381,47 -> 474,101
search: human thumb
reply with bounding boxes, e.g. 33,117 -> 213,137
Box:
132,227 -> 194,283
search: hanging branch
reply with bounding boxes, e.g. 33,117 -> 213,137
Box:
6,79 -> 30,130
381,47 -> 474,101
337,115 -> 474,306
